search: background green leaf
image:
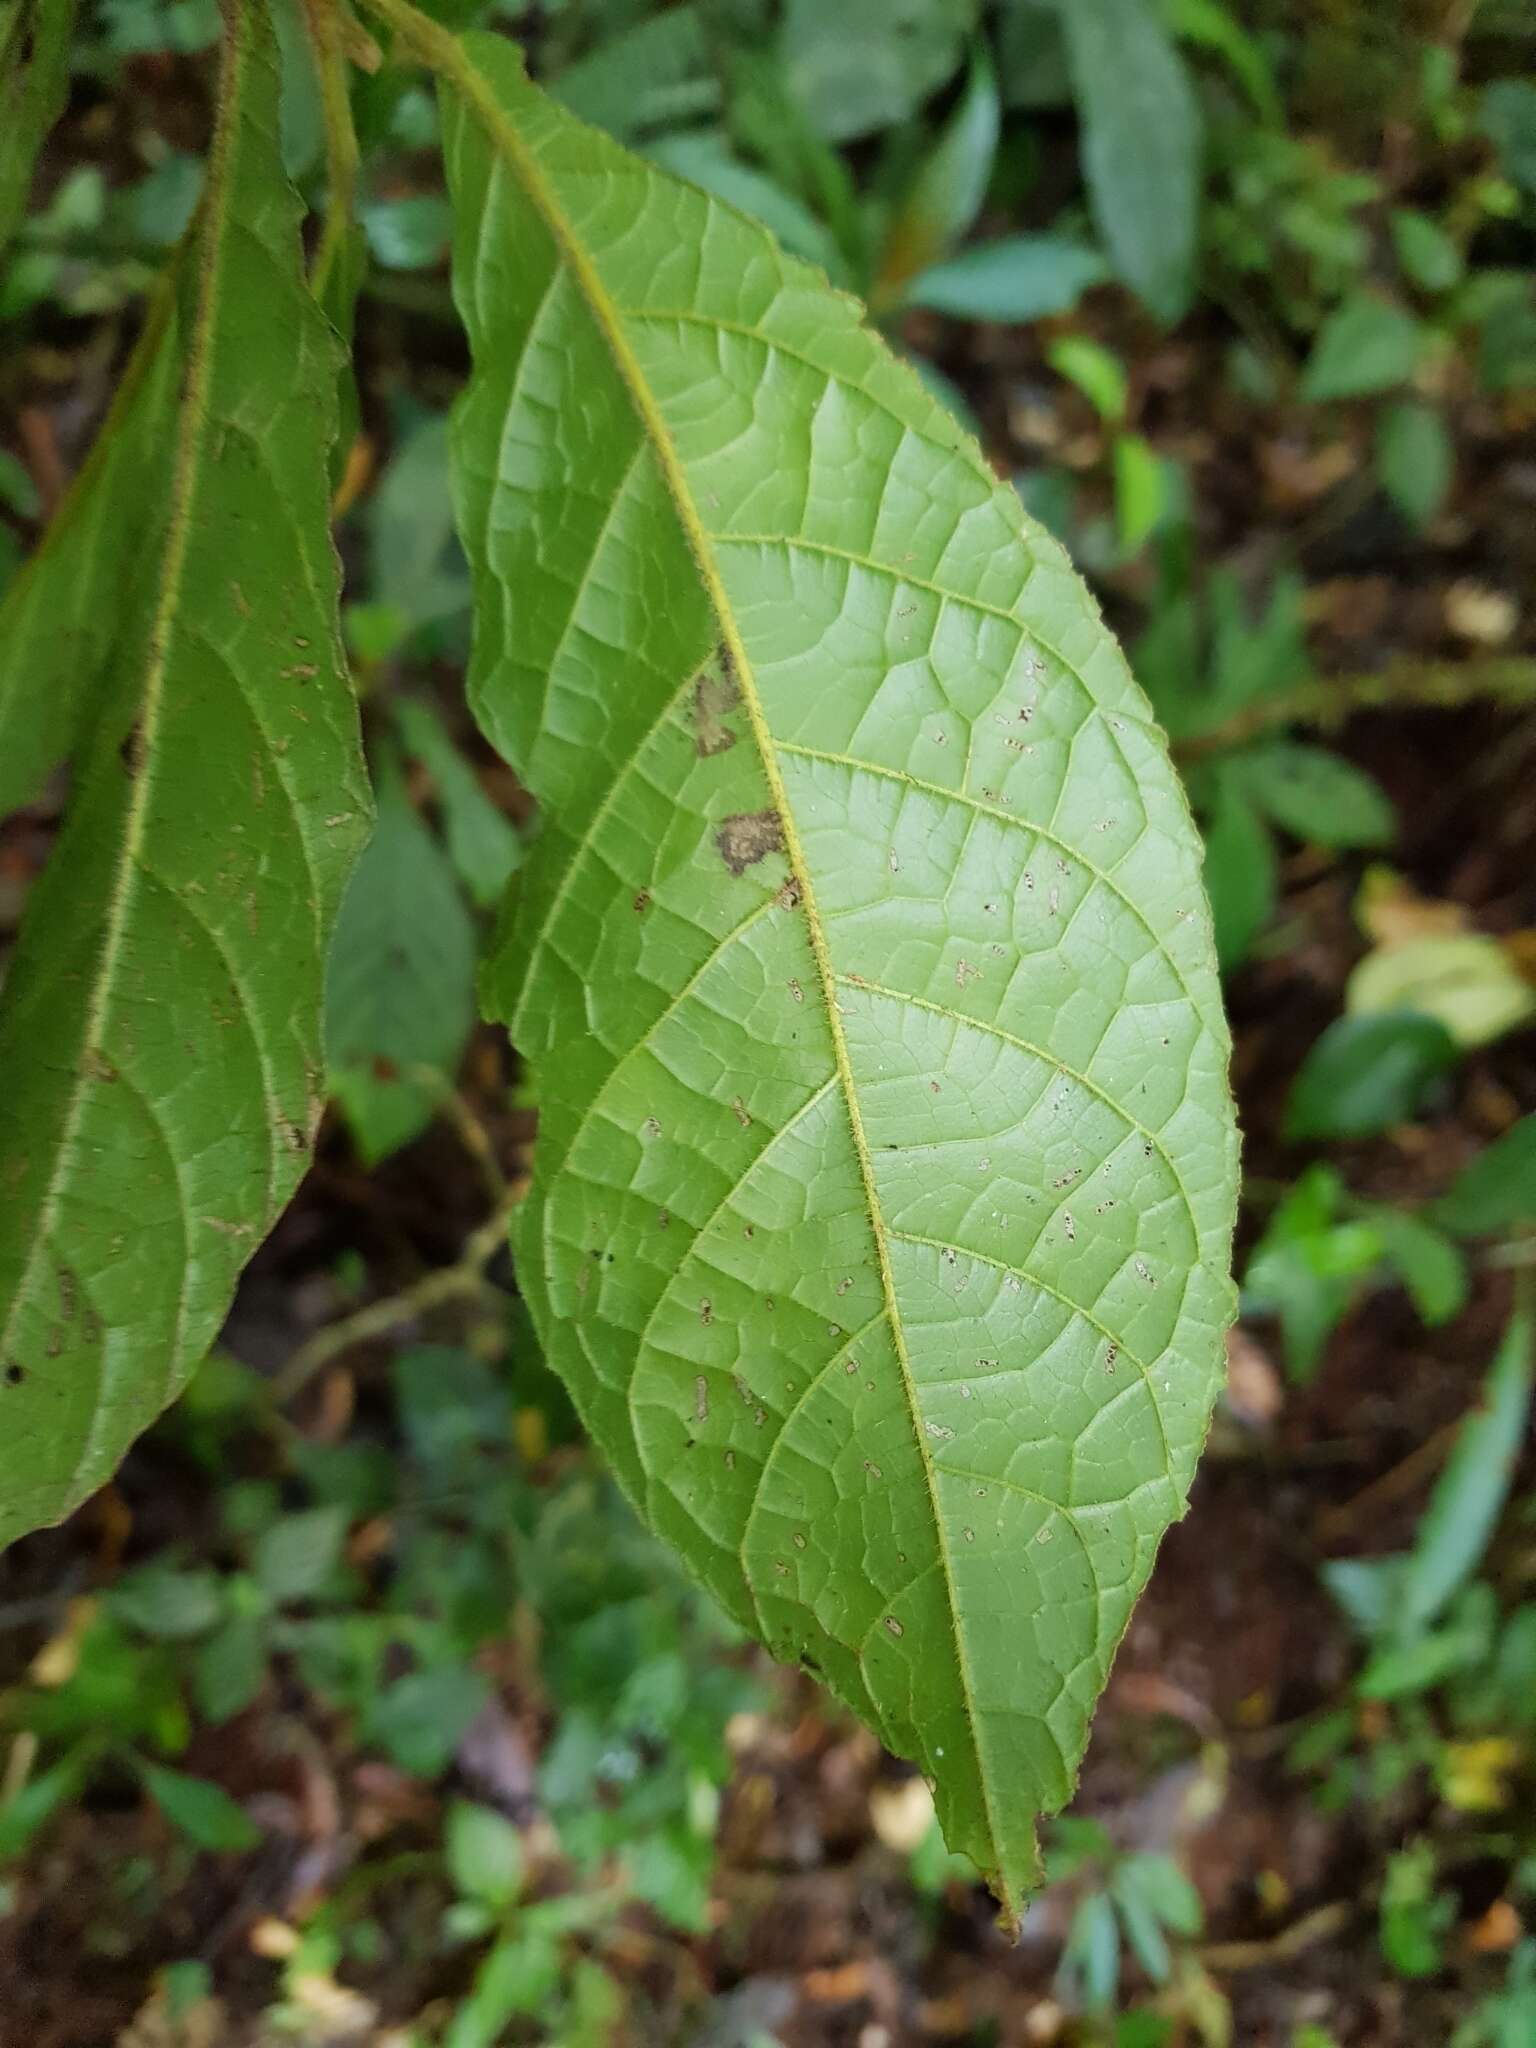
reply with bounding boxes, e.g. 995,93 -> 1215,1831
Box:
1055,0 -> 1203,322
324,762 -> 478,1166
0,0 -> 369,1549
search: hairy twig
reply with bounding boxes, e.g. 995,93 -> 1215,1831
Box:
1177,657 -> 1536,760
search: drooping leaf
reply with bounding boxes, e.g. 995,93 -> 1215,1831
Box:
0,0 -> 369,1548
1395,1312 -> 1533,1640
433,30 -> 1237,1913
874,46 -> 1000,306
0,268 -> 183,813
0,0 -> 80,255
1055,0 -> 1203,322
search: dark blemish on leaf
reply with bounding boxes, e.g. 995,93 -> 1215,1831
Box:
730,1096 -> 752,1128
864,1459 -> 882,1480
884,1616 -> 903,1637
633,889 -> 651,914
85,1050 -> 119,1084
700,1299 -> 714,1326
715,809 -> 783,876
5,1364 -> 25,1386
644,1116 -> 662,1138
657,1209 -> 670,1229
119,721 -> 146,777
691,652 -> 742,757
775,877 -> 802,911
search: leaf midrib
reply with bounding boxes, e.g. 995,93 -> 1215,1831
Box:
0,8 -> 250,1403
426,25 -> 1009,1899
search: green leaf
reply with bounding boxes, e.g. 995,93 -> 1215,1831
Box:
365,1663 -> 492,1779
905,234 -> 1107,322
1365,1208 -> 1468,1327
1113,433 -> 1168,554
0,1746 -> 95,1860
1242,1165 -> 1383,1383
1436,1116 -> 1536,1239
1201,771 -> 1276,974
0,0 -> 80,254
1047,333 -> 1128,423
111,1564 -> 225,1640
1390,210 -> 1463,295
1481,80 -> 1536,199
0,0 -> 369,1549
876,46 -> 1000,304
324,762 -> 478,1165
1301,291 -> 1424,403
552,6 -> 718,144
252,1504 -> 348,1603
1229,741 -> 1397,851
645,131 -> 840,276
1056,0 -> 1203,322
446,1799 -> 526,1908
779,0 -> 976,143
140,1761 -> 261,1852
435,30 -> 1237,1915
446,1929 -> 563,2048
1376,401 -> 1453,530
395,698 -> 520,910
1396,1312 -> 1533,1640
194,1612 -> 268,1723
361,192 -> 453,269
1285,1012 -> 1458,1142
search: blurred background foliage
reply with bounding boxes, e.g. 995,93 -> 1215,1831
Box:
2,0 -> 1536,2042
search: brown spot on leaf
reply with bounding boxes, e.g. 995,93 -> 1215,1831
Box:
715,809 -> 783,876
119,721 -> 145,777
633,889 -> 651,914
691,649 -> 742,757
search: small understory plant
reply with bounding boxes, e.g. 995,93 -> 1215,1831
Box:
0,0 -> 1238,1913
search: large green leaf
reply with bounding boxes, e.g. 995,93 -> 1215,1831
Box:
431,25 -> 1235,1913
0,0 -> 369,1547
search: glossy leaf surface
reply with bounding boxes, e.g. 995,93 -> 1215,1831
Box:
438,31 -> 1236,1912
0,0 -> 369,1547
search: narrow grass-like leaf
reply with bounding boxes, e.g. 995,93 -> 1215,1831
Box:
425,22 -> 1236,1914
0,0 -> 369,1548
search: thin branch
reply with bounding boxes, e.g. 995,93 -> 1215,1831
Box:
1177,657 -> 1536,761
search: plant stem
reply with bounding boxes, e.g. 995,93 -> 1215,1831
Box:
1176,657 -> 1536,760
273,1190 -> 519,1404
300,0 -> 363,301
